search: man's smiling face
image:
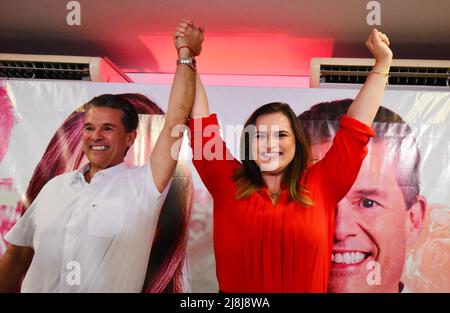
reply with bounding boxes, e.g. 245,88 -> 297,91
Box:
82,106 -> 135,171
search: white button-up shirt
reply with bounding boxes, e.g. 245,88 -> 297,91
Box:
5,162 -> 169,292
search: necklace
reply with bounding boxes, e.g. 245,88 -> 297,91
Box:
269,191 -> 281,201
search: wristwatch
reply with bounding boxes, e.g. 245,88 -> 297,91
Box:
176,57 -> 197,71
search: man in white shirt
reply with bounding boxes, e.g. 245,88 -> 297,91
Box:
0,19 -> 203,292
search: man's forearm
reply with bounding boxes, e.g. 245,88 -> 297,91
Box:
150,50 -> 197,192
165,49 -> 197,128
0,246 -> 33,292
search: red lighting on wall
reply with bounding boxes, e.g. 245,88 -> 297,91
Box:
124,33 -> 334,87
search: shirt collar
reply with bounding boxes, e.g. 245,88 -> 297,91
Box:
70,162 -> 128,185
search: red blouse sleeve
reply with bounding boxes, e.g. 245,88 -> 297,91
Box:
188,114 -> 240,197
307,115 -> 376,204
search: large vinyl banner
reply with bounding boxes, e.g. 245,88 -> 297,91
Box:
0,79 -> 449,292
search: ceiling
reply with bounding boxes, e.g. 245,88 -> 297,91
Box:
1,0 -> 449,76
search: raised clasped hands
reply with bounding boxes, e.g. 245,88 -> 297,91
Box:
174,18 -> 204,57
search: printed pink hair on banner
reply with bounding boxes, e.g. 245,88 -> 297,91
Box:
0,83 -> 15,162
0,83 -> 20,256
0,82 -> 14,161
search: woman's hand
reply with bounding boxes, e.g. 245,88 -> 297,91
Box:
366,28 -> 393,71
346,29 -> 393,126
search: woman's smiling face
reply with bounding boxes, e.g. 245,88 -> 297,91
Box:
252,112 -> 296,174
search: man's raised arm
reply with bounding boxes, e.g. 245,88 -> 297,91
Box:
150,19 -> 204,192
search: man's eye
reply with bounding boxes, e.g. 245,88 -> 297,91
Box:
360,198 -> 380,208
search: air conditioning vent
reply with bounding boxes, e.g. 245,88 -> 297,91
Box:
311,58 -> 450,89
0,60 -> 89,80
0,54 -> 132,82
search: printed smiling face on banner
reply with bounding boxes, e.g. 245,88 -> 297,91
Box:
310,137 -> 426,292
298,99 -> 449,293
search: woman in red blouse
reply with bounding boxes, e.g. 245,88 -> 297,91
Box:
178,24 -> 392,292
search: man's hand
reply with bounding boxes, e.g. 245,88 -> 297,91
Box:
174,19 -> 204,57
366,28 -> 393,71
